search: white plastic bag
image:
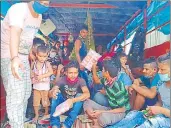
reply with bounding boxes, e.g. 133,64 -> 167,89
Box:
81,49 -> 101,71
53,100 -> 70,117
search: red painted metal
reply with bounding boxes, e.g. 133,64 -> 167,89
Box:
144,41 -> 170,58
147,0 -> 152,7
143,9 -> 147,30
125,9 -> 141,27
0,77 -> 6,123
143,9 -> 147,44
49,3 -> 117,8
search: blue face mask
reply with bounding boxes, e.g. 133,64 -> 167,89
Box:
159,73 -> 170,82
32,1 -> 49,14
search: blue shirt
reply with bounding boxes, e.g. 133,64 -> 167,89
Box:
157,83 -> 170,109
140,73 -> 160,88
77,37 -> 87,60
118,72 -> 132,87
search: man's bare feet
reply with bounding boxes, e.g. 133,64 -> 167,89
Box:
85,109 -> 95,119
92,119 -> 102,128
92,125 -> 102,128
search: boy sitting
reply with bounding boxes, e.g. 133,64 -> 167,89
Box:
118,52 -> 134,88
83,60 -> 131,128
49,61 -> 90,128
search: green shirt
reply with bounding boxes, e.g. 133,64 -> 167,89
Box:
101,78 -> 131,112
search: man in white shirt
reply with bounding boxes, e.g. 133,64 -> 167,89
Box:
1,1 -> 49,128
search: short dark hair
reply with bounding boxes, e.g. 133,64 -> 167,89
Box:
97,61 -> 103,71
111,56 -> 121,69
103,59 -> 121,78
118,52 -> 127,59
144,57 -> 156,64
56,41 -> 61,44
143,57 -> 157,68
33,38 -> 45,47
158,52 -> 170,64
54,41 -> 61,48
80,24 -> 88,31
65,61 -> 79,71
37,45 -> 49,54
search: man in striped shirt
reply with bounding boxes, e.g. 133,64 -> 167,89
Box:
83,59 -> 131,128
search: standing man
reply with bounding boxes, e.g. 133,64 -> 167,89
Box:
74,25 -> 90,89
1,1 -> 49,128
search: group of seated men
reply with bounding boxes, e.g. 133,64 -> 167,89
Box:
45,50 -> 170,128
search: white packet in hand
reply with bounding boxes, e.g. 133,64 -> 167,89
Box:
53,100 -> 70,117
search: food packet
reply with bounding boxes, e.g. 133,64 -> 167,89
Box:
81,49 -> 101,71
53,100 -> 70,117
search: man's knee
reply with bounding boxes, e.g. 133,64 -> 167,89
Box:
98,113 -> 110,127
83,99 -> 92,110
134,93 -> 145,110
98,113 -> 124,127
51,93 -> 63,106
136,93 -> 145,102
93,92 -> 108,106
